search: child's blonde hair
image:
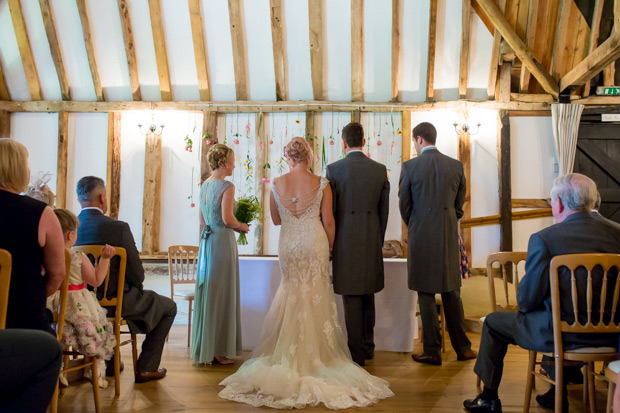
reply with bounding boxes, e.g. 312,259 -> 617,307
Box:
54,208 -> 79,236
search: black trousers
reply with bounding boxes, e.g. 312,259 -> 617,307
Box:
474,311 -> 518,390
0,329 -> 62,413
342,294 -> 375,366
135,294 -> 177,373
418,289 -> 472,357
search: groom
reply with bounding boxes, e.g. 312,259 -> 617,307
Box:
326,122 -> 390,366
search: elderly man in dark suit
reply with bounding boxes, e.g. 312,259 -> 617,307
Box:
463,173 -> 620,413
326,122 -> 390,367
399,122 -> 476,366
75,176 -> 176,384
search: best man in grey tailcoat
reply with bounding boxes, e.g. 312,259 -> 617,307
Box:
326,122 -> 390,367
399,122 -> 475,365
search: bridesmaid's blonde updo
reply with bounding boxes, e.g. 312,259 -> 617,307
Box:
284,137 -> 312,163
208,144 -> 234,170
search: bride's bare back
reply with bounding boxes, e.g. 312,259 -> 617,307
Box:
272,171 -> 322,218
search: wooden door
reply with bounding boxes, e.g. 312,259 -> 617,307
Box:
574,122 -> 620,224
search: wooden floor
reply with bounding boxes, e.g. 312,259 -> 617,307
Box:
56,325 -> 611,412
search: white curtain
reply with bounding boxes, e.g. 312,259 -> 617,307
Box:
551,103 -> 584,176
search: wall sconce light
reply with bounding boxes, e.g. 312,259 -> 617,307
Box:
453,122 -> 481,136
138,112 -> 165,136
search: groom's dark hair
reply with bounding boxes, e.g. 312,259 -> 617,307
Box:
412,122 -> 437,145
342,122 -> 364,148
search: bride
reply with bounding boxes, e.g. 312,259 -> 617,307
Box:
219,137 -> 393,409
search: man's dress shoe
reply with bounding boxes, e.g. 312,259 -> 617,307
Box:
463,396 -> 502,412
135,368 -> 167,383
411,352 -> 442,366
535,386 -> 568,413
457,349 -> 478,361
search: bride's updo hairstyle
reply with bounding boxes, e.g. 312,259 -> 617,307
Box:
208,144 -> 234,170
284,137 -> 312,164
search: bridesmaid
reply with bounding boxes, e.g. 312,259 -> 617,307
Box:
192,144 -> 249,365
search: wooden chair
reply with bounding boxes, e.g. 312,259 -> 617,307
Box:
476,251 -> 527,388
523,253 -> 620,413
0,248 -> 11,329
74,245 -> 137,397
604,360 -> 620,413
50,249 -> 100,413
168,245 -> 199,347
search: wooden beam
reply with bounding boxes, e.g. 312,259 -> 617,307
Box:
39,0 -> 70,101
560,30 -> 620,91
458,0 -> 471,99
0,99 -> 553,113
426,0 -> 437,101
401,109 -> 411,257
142,130 -> 162,254
391,0 -> 400,101
603,0 -> 620,86
148,0 -> 172,101
0,64 -> 9,101
351,0 -> 364,102
510,93 -> 553,103
8,0 -> 42,101
511,198 -> 550,208
471,0 -> 494,34
519,0 -> 538,93
550,0 -> 571,80
486,0 -> 506,99
458,112 -> 471,259
308,0 -> 323,101
498,110 -> 512,252
461,209 -> 552,228
106,112 -> 121,219
188,0 -> 211,101
56,111 -> 68,209
0,111 -> 10,138
305,111 -> 321,173
583,0 -> 603,96
117,0 -> 142,101
498,62 -> 511,103
200,110 -> 218,182
228,0 -> 248,101
76,0 -> 103,101
269,0 -> 287,101
255,111 -> 268,254
477,0 -> 559,98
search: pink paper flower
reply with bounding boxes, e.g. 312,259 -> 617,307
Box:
234,139 -> 240,145
261,178 -> 270,183
329,141 -> 335,146
377,141 -> 382,146
366,153 -> 371,158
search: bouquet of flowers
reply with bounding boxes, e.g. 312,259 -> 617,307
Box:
235,195 -> 262,245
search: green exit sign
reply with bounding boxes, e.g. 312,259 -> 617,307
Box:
596,87 -> 620,95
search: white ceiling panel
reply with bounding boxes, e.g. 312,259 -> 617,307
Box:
0,1 -> 30,100
243,0 -> 276,101
284,0 -> 312,101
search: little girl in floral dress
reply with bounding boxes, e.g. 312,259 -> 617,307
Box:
46,209 -> 117,388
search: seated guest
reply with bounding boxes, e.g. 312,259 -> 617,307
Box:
75,176 -> 176,383
0,139 -> 65,333
0,329 -> 62,413
591,190 -> 620,231
464,173 -> 620,413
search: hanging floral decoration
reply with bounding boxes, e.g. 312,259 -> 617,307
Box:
203,132 -> 212,146
187,166 -> 196,207
184,135 -> 193,152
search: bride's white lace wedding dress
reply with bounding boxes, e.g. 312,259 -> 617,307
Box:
219,177 -> 393,409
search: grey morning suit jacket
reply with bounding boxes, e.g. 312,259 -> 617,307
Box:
399,147 -> 465,293
326,152 -> 390,295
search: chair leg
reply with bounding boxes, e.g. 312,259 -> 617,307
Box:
607,381 -> 616,413
114,326 -> 121,397
90,356 -> 101,413
476,375 -> 481,389
555,356 -> 563,413
439,303 -> 446,354
49,382 -> 59,413
588,361 -> 596,413
187,300 -> 193,348
523,350 -> 537,413
131,334 -> 138,375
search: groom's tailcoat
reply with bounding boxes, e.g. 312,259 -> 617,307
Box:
326,152 -> 390,295
399,148 -> 465,293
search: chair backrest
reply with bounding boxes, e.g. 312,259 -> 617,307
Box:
486,251 -> 527,312
0,248 -> 12,329
550,253 -> 620,350
54,249 -> 72,340
73,245 -> 127,325
168,245 -> 199,297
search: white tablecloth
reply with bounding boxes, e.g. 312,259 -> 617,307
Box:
239,257 -> 417,352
